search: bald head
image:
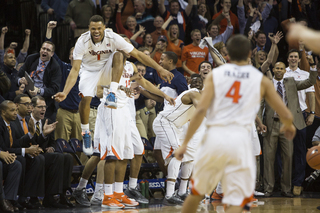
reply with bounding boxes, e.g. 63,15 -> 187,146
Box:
4,53 -> 16,68
273,61 -> 286,81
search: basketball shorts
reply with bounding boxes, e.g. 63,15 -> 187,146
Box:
130,113 -> 145,155
153,115 -> 182,160
94,103 -> 134,160
79,51 -> 116,97
191,125 -> 256,207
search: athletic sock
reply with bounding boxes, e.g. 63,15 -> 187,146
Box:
216,181 -> 223,194
178,180 -> 188,195
94,183 -> 104,196
105,184 -> 113,195
114,182 -> 123,193
81,123 -> 89,133
77,177 -> 88,190
129,177 -> 138,189
110,82 -> 119,93
166,181 -> 175,197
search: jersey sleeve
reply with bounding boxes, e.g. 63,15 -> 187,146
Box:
73,36 -> 87,61
112,32 -> 135,53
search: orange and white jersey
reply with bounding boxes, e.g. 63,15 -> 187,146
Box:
159,88 -> 200,128
74,29 -> 134,72
206,64 -> 263,129
102,61 -> 134,108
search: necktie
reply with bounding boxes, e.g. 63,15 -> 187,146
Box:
36,122 -> 40,136
7,126 -> 13,147
31,62 -> 45,79
277,82 -> 283,101
21,118 -> 28,134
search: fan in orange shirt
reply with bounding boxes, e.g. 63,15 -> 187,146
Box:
151,35 -> 168,64
181,29 -> 209,76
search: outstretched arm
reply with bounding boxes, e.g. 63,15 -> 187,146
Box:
21,29 -> 31,53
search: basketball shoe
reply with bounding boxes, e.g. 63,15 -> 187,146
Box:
114,192 -> 139,207
105,92 -> 117,109
102,194 -> 125,209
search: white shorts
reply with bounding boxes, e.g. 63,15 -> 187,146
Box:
79,51 -> 115,97
191,125 -> 256,207
153,115 -> 182,160
130,115 -> 145,155
179,121 -> 206,162
94,103 -> 134,160
251,122 -> 261,156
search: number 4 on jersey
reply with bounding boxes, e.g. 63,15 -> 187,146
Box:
226,81 -> 242,103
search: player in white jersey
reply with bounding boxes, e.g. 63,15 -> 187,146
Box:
149,75 -> 202,205
175,35 -> 296,213
53,15 -> 173,156
93,37 -> 175,209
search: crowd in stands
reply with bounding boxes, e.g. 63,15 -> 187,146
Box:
1,0 -> 320,211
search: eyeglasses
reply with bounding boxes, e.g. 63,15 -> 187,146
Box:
35,105 -> 48,109
19,102 -> 32,107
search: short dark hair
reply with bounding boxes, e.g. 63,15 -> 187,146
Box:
226,35 -> 251,61
198,61 -> 213,71
190,73 -> 202,79
255,30 -> 266,39
0,100 -> 13,114
287,49 -> 301,59
13,94 -> 29,104
31,96 -> 45,107
169,0 -> 180,7
207,22 -> 220,33
163,51 -> 178,65
89,15 -> 105,24
135,62 -> 146,68
42,41 -> 55,52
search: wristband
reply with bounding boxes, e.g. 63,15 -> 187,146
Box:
310,111 -> 315,114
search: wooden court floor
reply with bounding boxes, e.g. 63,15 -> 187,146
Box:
22,197 -> 320,213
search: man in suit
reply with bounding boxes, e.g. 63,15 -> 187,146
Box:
0,100 -> 45,210
27,95 -> 74,208
0,147 -> 22,212
18,41 -> 61,121
262,62 -> 317,197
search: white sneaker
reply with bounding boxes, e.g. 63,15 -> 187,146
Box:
254,191 -> 265,196
90,189 -> 104,205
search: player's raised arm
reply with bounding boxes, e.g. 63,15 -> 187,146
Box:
129,48 -> 174,83
261,76 -> 295,139
53,60 -> 81,102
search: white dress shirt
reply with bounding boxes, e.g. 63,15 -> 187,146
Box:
284,67 -> 315,111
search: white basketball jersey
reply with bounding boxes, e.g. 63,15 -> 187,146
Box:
206,64 -> 263,128
74,29 -> 134,72
102,61 -> 134,108
160,88 -> 199,128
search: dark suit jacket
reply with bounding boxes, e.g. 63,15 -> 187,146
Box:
18,53 -> 62,118
263,70 -> 317,140
0,116 -> 26,155
11,117 -> 36,148
24,116 -> 57,151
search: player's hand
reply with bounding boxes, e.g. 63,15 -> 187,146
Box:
164,94 -> 175,106
158,68 -> 174,84
306,114 -> 315,126
25,29 -> 31,36
280,123 -> 296,140
9,42 -> 18,49
256,123 -> 267,134
174,144 -> 187,161
53,92 -> 67,102
120,85 -> 133,98
47,21 -> 57,30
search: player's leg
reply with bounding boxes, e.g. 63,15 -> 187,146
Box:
181,194 -> 204,213
79,96 -> 93,155
105,52 -> 124,108
90,160 -> 106,205
72,155 -> 100,206
153,150 -> 167,177
102,159 -> 125,209
113,160 -> 139,207
177,161 -> 193,200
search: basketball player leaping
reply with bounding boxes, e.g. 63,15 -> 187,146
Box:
175,34 -> 296,213
53,15 -> 173,155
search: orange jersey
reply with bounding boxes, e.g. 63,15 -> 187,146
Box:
181,44 -> 208,75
